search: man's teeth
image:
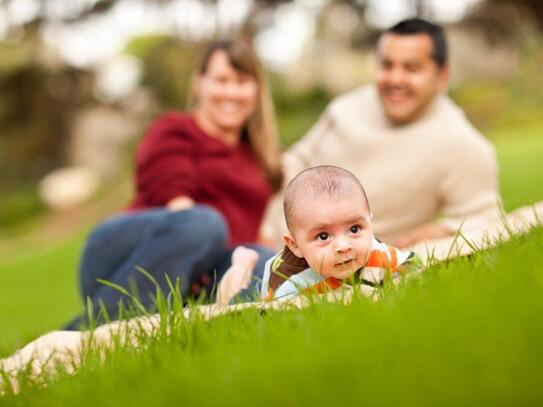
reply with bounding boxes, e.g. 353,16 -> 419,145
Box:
386,89 -> 409,99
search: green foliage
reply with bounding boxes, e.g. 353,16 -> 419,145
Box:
0,42 -> 34,77
127,35 -> 200,109
124,34 -> 173,60
0,31 -> 92,182
273,82 -> 331,147
0,185 -> 44,231
450,40 -> 543,132
0,30 -> 94,232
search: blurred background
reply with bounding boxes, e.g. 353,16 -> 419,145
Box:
0,0 -> 542,352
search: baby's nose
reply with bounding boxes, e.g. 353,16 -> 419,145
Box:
334,238 -> 352,253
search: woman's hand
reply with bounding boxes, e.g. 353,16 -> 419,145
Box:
167,196 -> 195,211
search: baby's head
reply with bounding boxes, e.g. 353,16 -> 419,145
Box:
283,165 -> 373,280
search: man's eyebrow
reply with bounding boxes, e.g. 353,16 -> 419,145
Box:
403,59 -> 424,66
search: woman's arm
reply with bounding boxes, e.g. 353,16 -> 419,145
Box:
134,114 -> 201,207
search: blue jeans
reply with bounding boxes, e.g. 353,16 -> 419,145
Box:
65,205 -> 274,329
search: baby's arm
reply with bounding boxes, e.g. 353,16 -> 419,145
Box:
388,251 -> 423,284
216,247 -> 259,306
396,251 -> 423,273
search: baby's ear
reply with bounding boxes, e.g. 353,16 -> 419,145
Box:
283,232 -> 303,258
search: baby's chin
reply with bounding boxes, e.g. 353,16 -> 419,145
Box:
322,266 -> 358,280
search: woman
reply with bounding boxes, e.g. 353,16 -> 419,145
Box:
66,40 -> 283,328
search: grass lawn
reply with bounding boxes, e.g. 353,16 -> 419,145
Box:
0,122 -> 542,404
0,235 -> 84,357
3,227 -> 543,405
493,122 -> 543,211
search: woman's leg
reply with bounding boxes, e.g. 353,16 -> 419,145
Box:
72,205 -> 228,327
78,209 -> 172,299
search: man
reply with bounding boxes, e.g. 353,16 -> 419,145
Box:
261,18 -> 501,249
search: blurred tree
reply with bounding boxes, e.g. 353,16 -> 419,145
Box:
0,24 -> 93,228
126,36 -> 199,109
488,0 -> 543,31
467,0 -> 543,39
0,24 -> 92,178
0,0 -> 294,39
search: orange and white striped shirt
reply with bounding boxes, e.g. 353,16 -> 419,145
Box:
260,236 -> 417,301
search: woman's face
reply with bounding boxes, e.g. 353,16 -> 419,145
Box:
195,50 -> 258,137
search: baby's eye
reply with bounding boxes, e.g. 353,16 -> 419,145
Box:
349,225 -> 362,234
316,232 -> 330,242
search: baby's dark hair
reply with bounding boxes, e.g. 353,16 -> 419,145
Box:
283,165 -> 370,230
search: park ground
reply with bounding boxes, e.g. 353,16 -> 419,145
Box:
0,112 -> 542,404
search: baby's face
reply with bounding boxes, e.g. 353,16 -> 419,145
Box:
284,194 -> 373,280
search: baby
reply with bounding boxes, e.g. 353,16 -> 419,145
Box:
217,165 -> 419,305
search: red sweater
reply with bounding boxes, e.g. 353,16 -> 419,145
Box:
129,112 -> 273,245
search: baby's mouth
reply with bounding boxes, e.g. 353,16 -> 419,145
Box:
335,259 -> 356,268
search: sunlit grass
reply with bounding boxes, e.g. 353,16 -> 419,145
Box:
0,235 -> 84,356
1,227 -> 542,404
491,124 -> 543,211
2,121 -> 542,359
0,114 -> 542,403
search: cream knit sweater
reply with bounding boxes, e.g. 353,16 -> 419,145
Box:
261,85 -> 501,248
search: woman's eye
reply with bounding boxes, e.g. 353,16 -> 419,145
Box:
238,75 -> 252,84
350,225 -> 362,234
211,75 -> 228,83
316,232 -> 329,242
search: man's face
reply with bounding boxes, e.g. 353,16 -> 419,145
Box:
284,194 -> 373,280
376,33 -> 448,125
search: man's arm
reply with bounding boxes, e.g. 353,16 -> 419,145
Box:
439,132 -> 501,231
396,132 -> 501,248
392,223 -> 453,249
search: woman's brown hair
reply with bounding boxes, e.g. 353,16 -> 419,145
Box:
189,40 -> 283,191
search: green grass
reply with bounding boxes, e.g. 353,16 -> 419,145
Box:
2,123 -> 540,356
490,123 -> 543,211
0,235 -> 84,356
3,227 -> 543,405
0,121 -> 542,404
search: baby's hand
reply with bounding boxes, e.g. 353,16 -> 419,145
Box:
216,247 -> 259,306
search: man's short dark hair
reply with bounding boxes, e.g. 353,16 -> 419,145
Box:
383,18 -> 447,67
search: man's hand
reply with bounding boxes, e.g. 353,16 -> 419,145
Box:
392,223 -> 453,248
